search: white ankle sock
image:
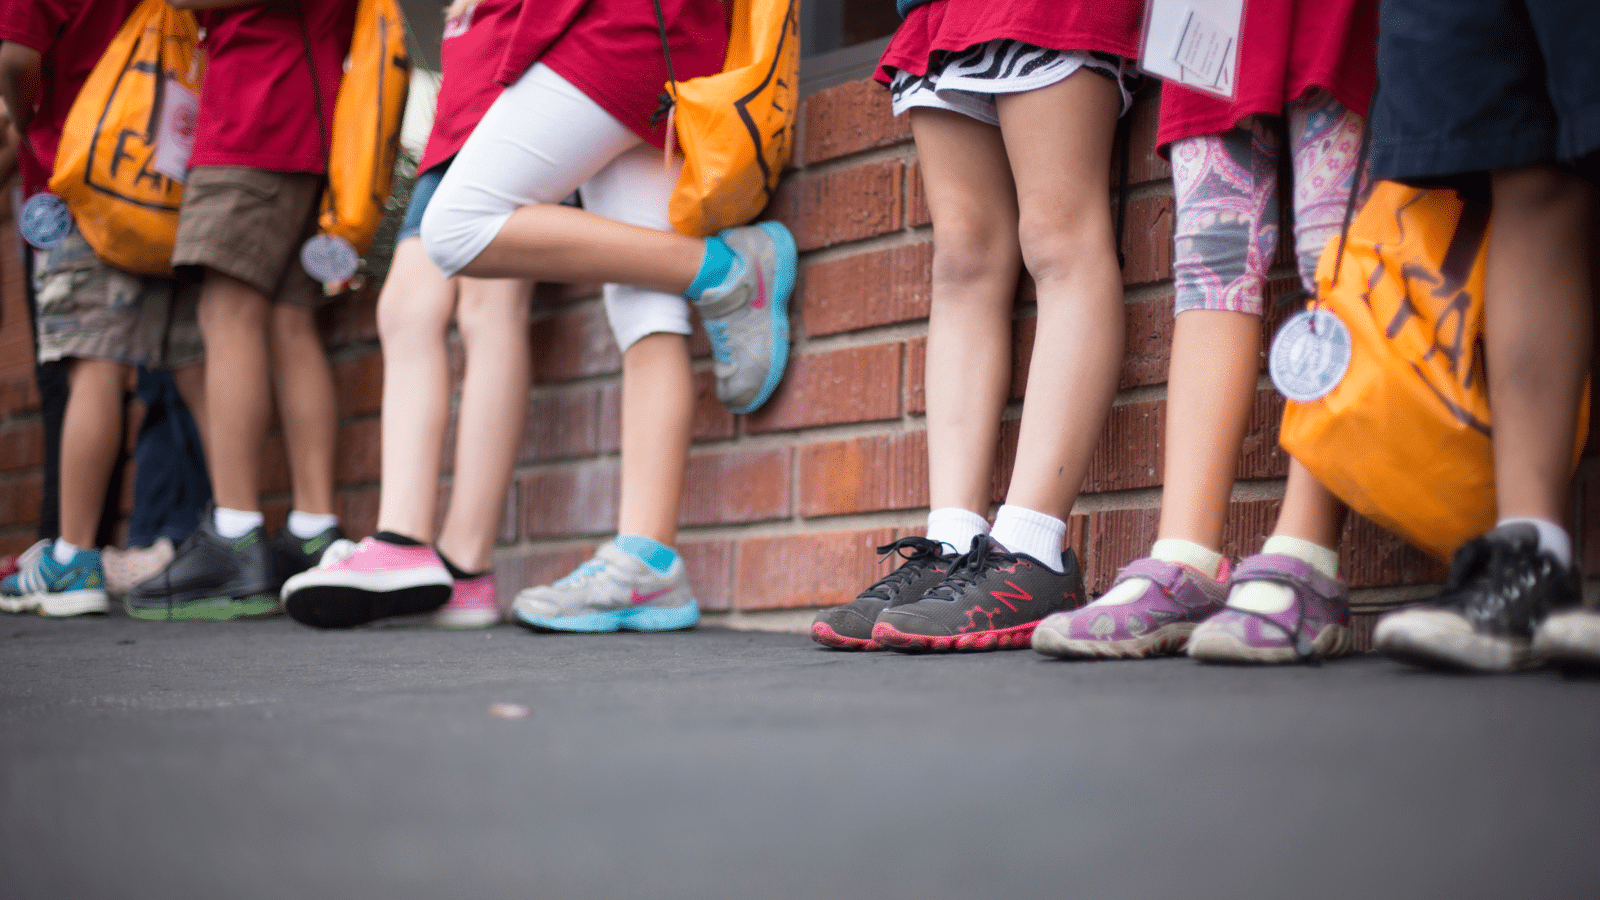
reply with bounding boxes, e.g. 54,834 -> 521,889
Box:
1497,517 -> 1572,568
1094,538 -> 1222,607
52,538 -> 83,565
287,511 -> 339,540
1229,535 -> 1338,615
213,507 -> 264,539
990,504 -> 1066,572
925,507 -> 989,555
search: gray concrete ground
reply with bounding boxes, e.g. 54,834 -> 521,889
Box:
3,615 -> 1598,900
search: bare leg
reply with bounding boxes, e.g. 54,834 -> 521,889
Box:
435,276 -> 535,571
57,358 -> 130,548
197,271 -> 273,512
1484,164 -> 1595,524
374,239 -> 456,542
614,333 -> 694,546
1272,459 -> 1346,549
460,205 -> 703,293
912,107 -> 1021,517
1157,310 -> 1262,548
268,302 -> 338,516
996,72 -> 1125,518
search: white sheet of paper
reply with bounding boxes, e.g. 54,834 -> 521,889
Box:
1141,0 -> 1244,100
153,78 -> 199,184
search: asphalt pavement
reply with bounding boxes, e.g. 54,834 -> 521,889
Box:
3,615 -> 1598,900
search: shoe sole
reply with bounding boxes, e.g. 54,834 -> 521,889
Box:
1188,623 -> 1351,664
431,607 -> 502,629
124,593 -> 282,622
872,620 -> 1038,653
1374,611 -> 1535,672
1032,622 -> 1194,659
726,222 -> 795,416
1532,615 -> 1600,671
810,622 -> 880,650
514,602 -> 700,633
37,589 -> 111,617
283,582 -> 452,629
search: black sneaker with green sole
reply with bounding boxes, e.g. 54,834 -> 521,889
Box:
124,518 -> 281,621
272,524 -> 346,581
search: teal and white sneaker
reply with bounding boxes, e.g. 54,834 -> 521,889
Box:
513,541 -> 699,633
692,222 -> 796,414
0,540 -> 110,617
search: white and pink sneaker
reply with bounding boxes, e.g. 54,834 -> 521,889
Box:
432,572 -> 501,629
282,537 -> 452,629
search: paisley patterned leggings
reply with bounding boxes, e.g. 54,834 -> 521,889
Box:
1170,89 -> 1366,316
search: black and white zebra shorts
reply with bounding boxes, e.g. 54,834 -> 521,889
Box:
889,40 -> 1136,126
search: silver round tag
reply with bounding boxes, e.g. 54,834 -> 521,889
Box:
19,193 -> 73,250
300,233 -> 359,283
1269,308 -> 1353,402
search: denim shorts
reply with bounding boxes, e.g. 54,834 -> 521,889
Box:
1370,0 -> 1600,190
398,161 -> 450,242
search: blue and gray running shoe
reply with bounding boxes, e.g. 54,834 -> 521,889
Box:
513,541 -> 699,633
693,221 -> 796,415
0,539 -> 110,617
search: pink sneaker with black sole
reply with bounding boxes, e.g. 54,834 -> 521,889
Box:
433,572 -> 501,629
281,538 -> 452,629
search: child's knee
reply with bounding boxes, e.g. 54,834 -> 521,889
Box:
1016,211 -> 1114,284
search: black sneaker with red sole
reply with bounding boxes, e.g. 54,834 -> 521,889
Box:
811,537 -> 959,650
872,535 -> 1086,652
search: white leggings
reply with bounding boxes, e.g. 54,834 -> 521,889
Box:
420,62 -> 691,352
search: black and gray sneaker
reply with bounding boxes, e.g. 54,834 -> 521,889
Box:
810,537 -> 959,650
272,524 -> 346,581
872,535 -> 1086,653
124,517 -> 281,621
1374,523 -> 1580,672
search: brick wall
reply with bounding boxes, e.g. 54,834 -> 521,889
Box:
3,79 -> 1597,646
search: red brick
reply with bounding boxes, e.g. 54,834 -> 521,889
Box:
733,528 -> 897,610
493,544 -> 598,611
499,484 -> 519,545
0,376 -> 41,418
319,287 -> 379,348
1119,86 -> 1171,186
798,431 -> 928,517
335,417 -> 382,485
1009,315 -> 1037,401
907,160 -> 931,228
0,420 -> 43,474
990,418 -> 1022,504
1122,294 -> 1175,389
598,383 -> 621,454
1084,507 -> 1160,594
1340,513 -> 1447,589
1236,389 -> 1290,480
521,462 -> 621,537
0,530 -> 40,558
802,78 -> 910,165
520,391 -> 599,463
746,343 -> 903,433
531,305 -> 621,383
260,435 -> 291,496
1120,193 -> 1174,287
680,539 -> 734,612
335,486 -> 380,539
906,336 -> 927,415
801,241 -> 932,337
1219,498 -> 1283,561
334,351 -> 385,417
1084,400 -> 1164,493
680,447 -> 792,527
770,160 -> 904,252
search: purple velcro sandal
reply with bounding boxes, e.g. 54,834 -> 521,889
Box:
1032,557 -> 1231,659
1187,553 -> 1352,664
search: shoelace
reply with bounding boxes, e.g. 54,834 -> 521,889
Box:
863,537 -> 949,599
11,543 -> 58,594
316,538 -> 363,570
1437,534 -> 1564,634
923,536 -> 1014,603
704,320 -> 734,365
553,557 -> 609,589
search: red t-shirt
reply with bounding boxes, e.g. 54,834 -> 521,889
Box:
1156,0 -> 1378,152
190,0 -> 357,173
418,0 -> 519,173
0,0 -> 140,198
494,0 -> 728,150
876,0 -> 1144,85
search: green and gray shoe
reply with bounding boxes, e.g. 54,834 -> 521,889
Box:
124,517 -> 281,621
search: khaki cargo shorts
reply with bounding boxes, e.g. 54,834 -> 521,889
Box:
172,166 -> 326,308
33,224 -> 203,369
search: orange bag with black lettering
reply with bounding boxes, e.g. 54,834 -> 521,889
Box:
49,0 -> 205,275
663,0 -> 800,236
1279,182 -> 1589,560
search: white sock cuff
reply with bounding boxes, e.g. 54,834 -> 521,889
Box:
990,504 -> 1067,572
52,539 -> 83,565
1150,538 -> 1223,578
1497,517 -> 1573,569
1261,535 -> 1339,580
213,507 -> 265,539
925,507 -> 990,555
287,510 -> 340,540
